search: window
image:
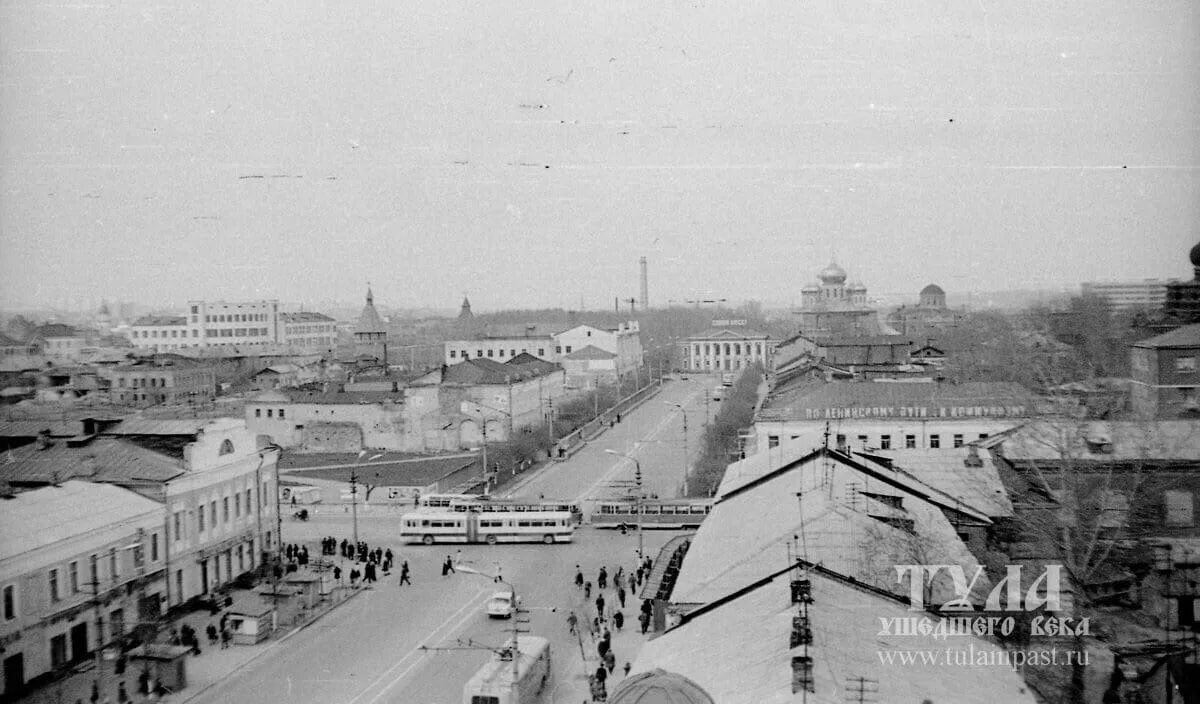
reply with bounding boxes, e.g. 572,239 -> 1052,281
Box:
3,585 -> 14,620
538,348 -> 545,356
929,434 -> 941,449
1166,490 -> 1195,527
476,350 -> 483,358
151,533 -> 159,561
836,434 -> 846,447
1176,357 -> 1196,372
880,435 -> 892,449
278,409 -> 285,419
978,433 -> 989,440
262,481 -> 269,507
199,506 -> 206,532
246,488 -> 253,513
905,434 -> 916,449
110,548 -> 118,582
235,492 -> 241,517
450,350 -> 457,358
555,346 -> 562,354
211,501 -> 218,528
768,435 -> 780,449
220,438 -> 235,454
174,511 -> 183,541
89,554 -> 98,587
486,349 -> 493,357
223,497 -> 230,523
69,561 -> 79,593
1099,490 -> 1130,529
953,434 -> 964,448
49,568 -> 60,602
857,434 -> 869,446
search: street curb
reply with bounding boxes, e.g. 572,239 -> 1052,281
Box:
176,587 -> 366,704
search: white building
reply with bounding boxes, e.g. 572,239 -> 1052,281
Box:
443,321 -> 643,379
0,482 -> 167,692
1082,279 -> 1174,311
277,312 -> 337,352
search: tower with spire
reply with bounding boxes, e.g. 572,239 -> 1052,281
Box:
353,284 -> 388,366
457,294 -> 479,337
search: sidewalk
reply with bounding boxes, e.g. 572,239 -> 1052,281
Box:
557,575 -> 655,703
21,576 -> 363,704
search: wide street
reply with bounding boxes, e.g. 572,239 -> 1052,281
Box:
192,375 -> 717,704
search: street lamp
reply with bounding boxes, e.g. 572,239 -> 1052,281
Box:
461,400 -> 512,495
453,563 -> 521,680
604,449 -> 644,561
351,450 -> 383,547
665,402 -> 690,497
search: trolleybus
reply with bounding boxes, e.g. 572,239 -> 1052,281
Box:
462,636 -> 551,704
400,510 -> 575,545
590,498 -> 714,529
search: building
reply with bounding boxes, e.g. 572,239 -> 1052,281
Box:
127,316 -> 189,353
443,321 -> 643,380
351,287 -> 388,364
795,262 -> 890,337
444,329 -> 556,365
276,312 -> 337,352
886,283 -> 963,335
774,333 -> 911,370
107,358 -> 216,407
1082,279 -> 1173,312
553,322 -> 643,378
184,300 -> 280,349
1131,324 -> 1200,419
0,482 -> 168,696
29,324 -> 86,363
0,418 -> 280,611
1161,241 -> 1200,326
680,324 -> 774,373
755,380 -> 1032,453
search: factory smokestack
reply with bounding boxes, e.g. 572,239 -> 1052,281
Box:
639,256 -> 649,311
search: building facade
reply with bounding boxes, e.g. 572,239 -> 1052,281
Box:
127,316 -> 189,352
443,321 -> 643,375
277,312 -> 337,352
1131,324 -> 1200,419
680,325 -> 774,373
107,360 -> 217,407
0,482 -> 167,695
444,333 -> 555,365
1082,280 -> 1173,311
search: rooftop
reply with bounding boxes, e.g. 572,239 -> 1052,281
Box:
760,380 -> 1032,421
280,312 -> 336,323
987,419 -> 1200,463
562,344 -> 615,360
1133,323 -> 1200,349
130,315 -> 187,327
0,436 -> 185,486
281,453 -> 478,487
0,481 -> 166,563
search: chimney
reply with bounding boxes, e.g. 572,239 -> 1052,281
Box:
36,430 -> 52,451
965,445 -> 984,467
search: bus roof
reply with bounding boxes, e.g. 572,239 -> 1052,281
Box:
405,510 -> 573,520
464,636 -> 550,692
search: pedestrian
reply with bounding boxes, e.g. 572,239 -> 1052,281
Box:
597,637 -> 609,658
615,566 -> 624,587
618,585 -> 626,609
448,556 -> 456,574
603,648 -> 615,674
574,565 -> 583,589
399,561 -> 411,585
333,566 -> 342,581
117,681 -> 129,704
584,581 -> 592,598
595,664 -> 607,686
90,682 -> 100,704
639,610 -> 650,634
221,627 -> 231,649
598,567 -> 608,590
206,623 -> 218,646
613,610 -> 624,630
365,562 -> 376,584
385,548 -> 394,563
442,557 -> 451,576
623,661 -> 632,677
567,610 -> 578,634
596,594 -> 605,618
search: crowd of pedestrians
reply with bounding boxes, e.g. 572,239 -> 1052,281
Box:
574,556 -> 655,701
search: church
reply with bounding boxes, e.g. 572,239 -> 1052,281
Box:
794,262 -> 891,337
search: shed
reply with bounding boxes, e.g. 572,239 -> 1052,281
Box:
226,604 -> 275,645
127,644 -> 191,691
283,572 -> 323,609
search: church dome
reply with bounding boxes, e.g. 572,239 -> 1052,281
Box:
920,283 -> 945,296
819,262 -> 847,284
1190,241 -> 1200,268
801,282 -> 820,293
847,281 -> 866,291
609,669 -> 716,704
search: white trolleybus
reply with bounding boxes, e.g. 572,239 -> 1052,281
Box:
462,636 -> 551,704
400,510 -> 575,545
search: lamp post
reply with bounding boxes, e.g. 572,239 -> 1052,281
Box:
665,402 -> 690,497
453,563 -> 520,680
604,449 -> 643,561
351,450 -> 383,547
461,401 -> 512,494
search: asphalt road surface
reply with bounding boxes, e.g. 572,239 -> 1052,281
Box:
193,376 -> 714,704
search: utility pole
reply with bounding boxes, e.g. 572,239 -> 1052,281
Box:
351,451 -> 383,547
667,402 -> 689,496
604,449 -> 644,561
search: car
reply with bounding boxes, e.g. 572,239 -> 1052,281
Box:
486,589 -> 517,618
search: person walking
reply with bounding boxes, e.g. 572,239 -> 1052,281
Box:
596,593 -> 606,620
567,610 -> 578,635
598,567 -> 608,590
618,585 -> 626,609
584,581 -> 592,598
399,561 -> 411,585
574,565 -> 584,589
624,661 -> 632,677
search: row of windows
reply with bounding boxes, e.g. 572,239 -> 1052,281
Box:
173,484 -> 268,542
202,313 -> 269,323
30,534 -> 162,610
138,328 -> 191,338
205,327 -> 269,338
254,408 -> 287,419
285,325 -> 335,334
449,346 -> 549,360
690,342 -> 767,356
767,432 -> 990,450
1176,357 -> 1196,372
118,376 -> 169,388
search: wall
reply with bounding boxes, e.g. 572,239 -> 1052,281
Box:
301,423 -> 363,452
754,418 -> 1021,452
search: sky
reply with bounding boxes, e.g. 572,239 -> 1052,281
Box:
1,0 -> 1198,313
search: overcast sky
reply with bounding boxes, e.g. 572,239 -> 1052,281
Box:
1,0 -> 1197,312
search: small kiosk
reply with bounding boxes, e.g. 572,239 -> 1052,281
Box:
226,604 -> 275,645
283,573 -> 322,610
127,644 -> 191,692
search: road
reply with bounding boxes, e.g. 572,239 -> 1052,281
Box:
194,376 -> 716,704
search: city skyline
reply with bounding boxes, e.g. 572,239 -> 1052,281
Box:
2,0 -> 1197,311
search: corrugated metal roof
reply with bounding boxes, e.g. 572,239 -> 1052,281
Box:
0,481 -> 164,563
0,437 -> 184,485
281,454 -> 477,486
760,380 -> 1032,421
634,568 -> 1037,704
106,419 -> 208,436
857,448 -> 1013,518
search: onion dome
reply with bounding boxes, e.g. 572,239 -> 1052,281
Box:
920,283 -> 945,296
847,281 -> 866,292
1190,241 -> 1200,268
818,261 -> 847,284
801,282 -> 820,293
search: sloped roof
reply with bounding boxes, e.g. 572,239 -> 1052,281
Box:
130,315 -> 186,327
0,481 -> 165,563
0,437 -> 184,485
855,448 -> 1013,518
634,565 -> 1037,704
760,380 -> 1032,421
506,354 -> 561,374
33,323 -> 81,338
280,312 -> 335,322
281,453 -> 477,486
355,300 -> 386,334
442,358 -> 546,385
106,418 -> 208,436
992,419 -> 1200,463
685,328 -> 770,342
1134,323 -> 1200,349
0,332 -> 25,347
562,345 -> 615,360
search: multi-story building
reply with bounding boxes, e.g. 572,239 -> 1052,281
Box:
0,419 -> 280,612
680,324 -> 774,373
127,316 -> 189,352
554,322 -> 642,378
185,300 -> 280,348
29,324 -> 86,363
0,482 -> 167,695
444,332 -> 555,365
107,358 -> 217,407
1131,324 -> 1200,419
754,380 -> 1032,453
443,321 -> 643,378
1081,279 -> 1173,312
277,312 -> 337,352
